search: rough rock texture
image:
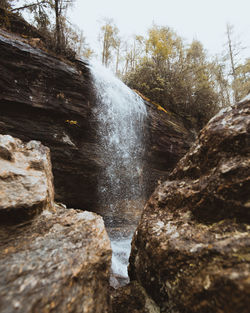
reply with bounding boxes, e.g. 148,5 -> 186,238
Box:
144,101 -> 195,195
0,20 -> 194,211
111,281 -> 160,313
0,203 -> 112,313
129,99 -> 250,313
0,134 -> 112,313
0,134 -> 54,224
0,27 -> 100,210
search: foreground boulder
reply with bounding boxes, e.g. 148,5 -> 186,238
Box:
111,281 -> 160,313
0,204 -> 112,313
0,134 -> 54,223
0,134 -> 112,313
129,99 -> 250,313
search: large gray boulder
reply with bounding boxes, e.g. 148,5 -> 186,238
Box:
0,134 -> 54,223
129,99 -> 250,313
0,204 -> 112,313
0,134 -> 112,313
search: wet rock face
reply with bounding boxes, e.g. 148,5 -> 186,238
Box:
129,100 -> 250,313
144,101 -> 195,196
168,98 -> 250,224
0,134 -> 54,224
0,28 -> 99,211
0,24 -> 194,211
0,204 -> 112,313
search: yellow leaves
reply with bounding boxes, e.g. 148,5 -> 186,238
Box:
65,120 -> 79,126
57,92 -> 65,99
133,89 -> 150,102
156,104 -> 169,114
146,25 -> 175,61
133,89 -> 170,115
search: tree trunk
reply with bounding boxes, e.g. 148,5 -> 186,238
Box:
55,0 -> 61,51
115,44 -> 120,75
226,24 -> 238,103
11,1 -> 46,12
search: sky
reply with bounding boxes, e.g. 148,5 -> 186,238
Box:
69,0 -> 250,61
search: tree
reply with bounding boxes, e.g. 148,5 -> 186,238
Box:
124,25 -> 220,129
185,40 -> 219,125
122,35 -> 145,75
234,58 -> 250,100
54,0 -> 60,49
0,0 -> 15,9
124,25 -> 184,108
63,24 -> 94,59
10,1 -> 47,12
75,29 -> 94,59
224,23 -> 245,103
98,18 -> 119,67
145,25 -> 183,69
47,0 -> 75,52
226,23 -> 238,102
209,59 -> 231,108
10,0 -> 77,53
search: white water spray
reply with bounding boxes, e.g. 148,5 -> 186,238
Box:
88,61 -> 147,284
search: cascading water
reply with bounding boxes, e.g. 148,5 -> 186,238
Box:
88,61 -> 147,286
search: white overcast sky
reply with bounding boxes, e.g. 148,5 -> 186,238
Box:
69,0 -> 250,60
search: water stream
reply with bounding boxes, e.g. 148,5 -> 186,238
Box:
88,61 -> 147,286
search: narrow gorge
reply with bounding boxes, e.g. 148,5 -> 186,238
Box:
0,11 -> 249,313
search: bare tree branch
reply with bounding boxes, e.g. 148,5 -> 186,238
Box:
11,1 -> 47,12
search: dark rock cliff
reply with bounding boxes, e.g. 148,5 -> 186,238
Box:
144,101 -> 194,196
0,21 -> 194,211
0,28 -> 100,210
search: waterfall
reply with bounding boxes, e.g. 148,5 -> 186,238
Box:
88,61 -> 147,285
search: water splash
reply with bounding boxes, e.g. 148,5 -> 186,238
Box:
88,61 -> 147,285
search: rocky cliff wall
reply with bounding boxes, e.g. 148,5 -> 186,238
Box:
0,24 -> 194,211
144,100 -> 194,196
0,28 -> 100,210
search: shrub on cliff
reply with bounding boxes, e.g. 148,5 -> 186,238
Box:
124,27 -> 221,129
